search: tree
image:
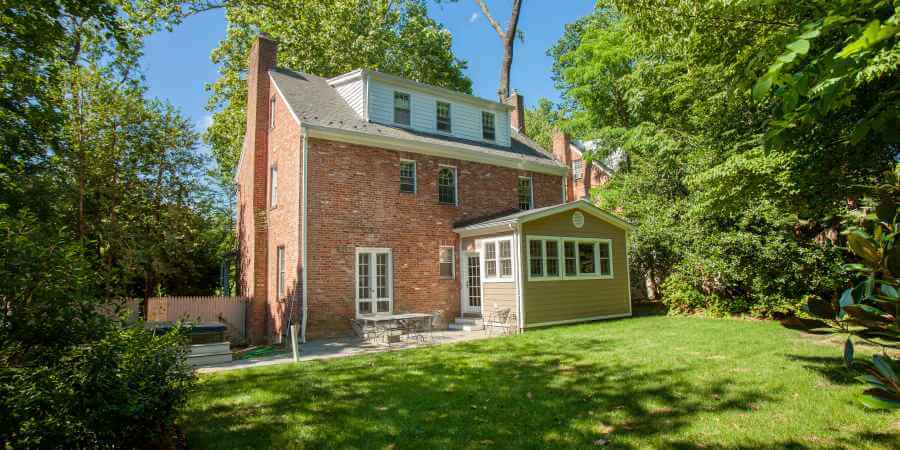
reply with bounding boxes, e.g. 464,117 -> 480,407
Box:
549,0 -> 896,316
473,0 -> 523,99
204,0 -> 472,185
523,98 -> 563,150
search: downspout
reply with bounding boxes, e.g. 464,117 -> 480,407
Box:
300,126 -> 310,342
514,222 -> 525,331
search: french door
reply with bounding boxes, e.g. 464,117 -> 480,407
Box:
356,248 -> 392,315
462,252 -> 482,314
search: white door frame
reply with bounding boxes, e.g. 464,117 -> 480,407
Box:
354,247 -> 393,317
461,251 -> 482,315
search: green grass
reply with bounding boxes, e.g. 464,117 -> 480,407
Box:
185,316 -> 899,449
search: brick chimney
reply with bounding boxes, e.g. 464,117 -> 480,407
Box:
552,130 -> 575,202
504,91 -> 525,134
246,34 -> 277,344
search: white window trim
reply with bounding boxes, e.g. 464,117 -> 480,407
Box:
393,91 -> 411,127
439,245 -> 455,279
399,159 -> 417,193
573,159 -> 583,181
436,100 -> 452,134
270,96 -> 276,129
480,236 -> 514,283
354,247 -> 393,318
437,164 -> 458,206
526,235 -> 614,282
270,165 -> 278,208
482,111 -> 496,141
518,176 -> 533,210
276,245 -> 286,298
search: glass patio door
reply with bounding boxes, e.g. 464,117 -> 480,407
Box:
356,248 -> 392,315
463,252 -> 482,314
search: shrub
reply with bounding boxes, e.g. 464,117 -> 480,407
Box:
0,211 -> 196,447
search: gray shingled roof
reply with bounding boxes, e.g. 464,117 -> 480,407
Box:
453,199 -> 634,231
269,68 -> 562,167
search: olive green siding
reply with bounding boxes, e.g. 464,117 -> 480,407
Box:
521,211 -> 631,327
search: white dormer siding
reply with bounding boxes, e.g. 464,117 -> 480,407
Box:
328,70 -> 366,118
329,69 -> 513,147
368,78 -> 511,147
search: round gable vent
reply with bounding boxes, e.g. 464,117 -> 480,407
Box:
572,211 -> 585,228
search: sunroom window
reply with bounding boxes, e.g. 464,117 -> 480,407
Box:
528,237 -> 612,280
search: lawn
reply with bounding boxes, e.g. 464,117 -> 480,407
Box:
185,316 -> 898,449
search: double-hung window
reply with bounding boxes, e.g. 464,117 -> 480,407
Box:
528,236 -> 613,280
400,160 -> 416,193
482,237 -> 513,281
482,111 -> 495,141
439,246 -> 454,278
518,177 -> 533,210
270,96 -> 276,129
572,159 -> 583,181
438,166 -> 457,205
276,246 -> 285,298
394,92 -> 411,125
436,101 -> 451,132
270,165 -> 278,208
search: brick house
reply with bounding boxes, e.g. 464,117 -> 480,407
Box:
235,35 -> 633,344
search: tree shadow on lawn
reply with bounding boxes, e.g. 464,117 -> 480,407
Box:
784,355 -> 860,386
186,336 -> 800,449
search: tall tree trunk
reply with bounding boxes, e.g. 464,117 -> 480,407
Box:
475,0 -> 523,98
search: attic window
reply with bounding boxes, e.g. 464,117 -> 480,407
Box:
394,92 -> 410,125
482,111 -> 495,141
436,101 -> 451,133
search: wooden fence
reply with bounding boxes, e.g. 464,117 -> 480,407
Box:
146,296 -> 249,342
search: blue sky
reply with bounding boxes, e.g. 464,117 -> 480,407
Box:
140,1 -> 595,138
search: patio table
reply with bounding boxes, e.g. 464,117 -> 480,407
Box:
356,313 -> 434,345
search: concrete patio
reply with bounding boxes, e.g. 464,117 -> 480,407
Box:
197,328 -> 497,374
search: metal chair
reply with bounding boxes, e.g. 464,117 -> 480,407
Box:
484,307 -> 511,336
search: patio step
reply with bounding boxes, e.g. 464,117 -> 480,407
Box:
449,317 -> 483,331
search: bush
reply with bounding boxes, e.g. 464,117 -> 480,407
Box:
0,211 -> 196,447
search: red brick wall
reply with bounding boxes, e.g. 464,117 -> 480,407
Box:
264,90 -> 303,343
304,137 -> 563,338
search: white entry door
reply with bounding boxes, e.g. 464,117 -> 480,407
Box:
462,252 -> 482,314
356,248 -> 392,315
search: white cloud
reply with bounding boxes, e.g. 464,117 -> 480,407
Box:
468,12 -> 479,23
199,114 -> 214,132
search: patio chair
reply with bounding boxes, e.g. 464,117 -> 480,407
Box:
399,318 -> 429,345
351,319 -> 384,344
483,307 -> 511,336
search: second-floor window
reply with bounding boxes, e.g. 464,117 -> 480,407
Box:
436,101 -> 451,132
572,159 -> 583,181
518,176 -> 533,210
438,166 -> 456,205
270,165 -> 278,208
400,160 -> 416,193
394,92 -> 410,125
482,111 -> 495,141
270,96 -> 276,129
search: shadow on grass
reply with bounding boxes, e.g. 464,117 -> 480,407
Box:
185,333 -> 799,449
784,354 -> 859,386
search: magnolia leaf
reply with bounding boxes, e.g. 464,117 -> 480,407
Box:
839,288 -> 854,308
847,231 -> 880,264
872,355 -> 897,382
798,28 -> 821,40
786,39 -> 810,55
753,75 -> 774,100
860,391 -> 900,410
843,338 -> 854,367
776,51 -> 797,64
858,374 -> 887,389
880,284 -> 898,299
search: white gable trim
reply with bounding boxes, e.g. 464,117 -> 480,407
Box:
518,200 -> 634,231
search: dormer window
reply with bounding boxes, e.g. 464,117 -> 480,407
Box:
393,92 -> 411,125
436,101 -> 451,133
482,111 -> 495,141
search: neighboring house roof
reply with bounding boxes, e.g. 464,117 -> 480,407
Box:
268,68 -> 565,174
570,140 -> 627,175
453,199 -> 634,236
